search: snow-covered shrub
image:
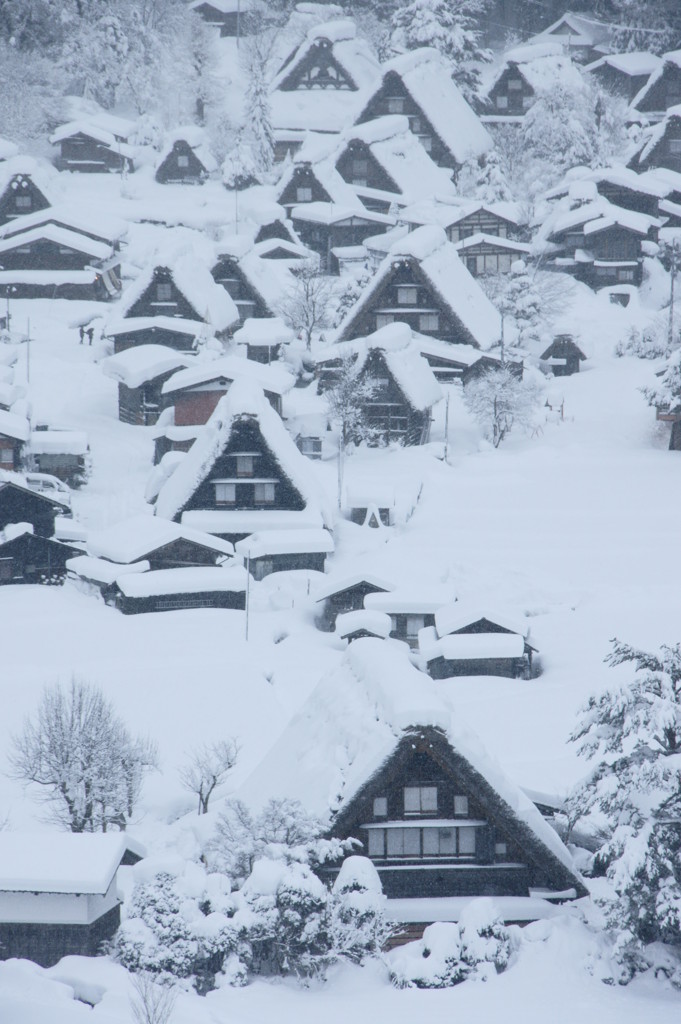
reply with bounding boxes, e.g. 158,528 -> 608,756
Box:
463,364 -> 544,447
388,902 -> 511,988
615,321 -> 670,360
328,856 -> 391,964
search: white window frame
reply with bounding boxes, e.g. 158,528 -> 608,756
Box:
214,482 -> 236,504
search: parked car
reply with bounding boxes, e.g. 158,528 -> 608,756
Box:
25,472 -> 72,508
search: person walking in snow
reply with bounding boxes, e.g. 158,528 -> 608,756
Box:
87,327 -> 94,346
79,325 -> 85,344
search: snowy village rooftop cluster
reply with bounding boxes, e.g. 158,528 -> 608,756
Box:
1,0 -> 681,998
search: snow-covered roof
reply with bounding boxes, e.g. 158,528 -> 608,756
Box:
363,48 -> 492,164
0,137 -> 18,161
487,51 -> 585,101
156,126 -> 217,174
0,833 -> 144,895
154,379 -> 331,527
364,585 -> 456,615
353,323 -> 443,411
117,564 -> 248,598
180,509 -> 325,534
101,345 -> 194,389
30,430 -> 88,455
104,316 -> 208,341
0,270 -> 98,286
404,198 -> 521,230
337,226 -> 501,350
631,50 -> 681,113
0,155 -> 57,205
232,317 -> 295,346
543,195 -> 662,242
314,571 -> 394,603
115,253 -> 239,332
49,116 -> 135,148
0,202 -> 126,245
235,528 -> 334,558
335,609 -> 392,638
0,223 -> 112,261
434,605 -> 528,640
162,354 -> 296,398
532,12 -> 614,49
454,233 -> 531,254
633,106 -> 681,165
236,640 -> 583,886
272,18 -> 380,93
428,632 -> 527,661
87,513 -> 235,564
586,52 -> 660,77
0,409 -> 29,442
66,555 -> 151,586
215,242 -> 299,312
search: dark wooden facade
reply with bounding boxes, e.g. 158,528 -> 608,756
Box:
126,267 -> 202,321
0,236 -> 119,300
0,532 -> 80,584
117,585 -> 245,615
0,904 -> 120,968
340,255 -> 479,345
53,132 -> 133,173
278,164 -> 332,215
117,370 -> 181,426
0,173 -> 50,226
427,616 -> 534,680
630,114 -> 681,173
210,257 -> 272,323
356,70 -> 457,171
540,335 -> 586,376
547,219 -> 656,289
112,323 -> 199,355
176,417 -> 306,523
190,2 -> 259,37
592,179 -> 662,217
322,727 -> 587,900
356,348 -> 432,446
254,219 -> 296,245
588,61 -> 654,102
0,481 -> 69,537
155,139 -> 210,184
457,237 -> 527,277
444,207 -> 517,242
249,550 -> 327,581
336,140 -> 400,195
278,38 -> 358,91
634,60 -> 681,117
317,578 -> 391,629
487,63 -> 535,116
0,430 -> 24,471
291,210 -> 388,272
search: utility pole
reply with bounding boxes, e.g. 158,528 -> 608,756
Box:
237,0 -> 241,48
443,391 -> 450,463
25,318 -> 30,385
245,551 -> 251,640
668,239 -> 681,349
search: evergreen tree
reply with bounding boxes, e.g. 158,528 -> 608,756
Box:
566,639 -> 681,985
498,261 -> 543,349
391,0 -> 491,100
328,856 -> 391,964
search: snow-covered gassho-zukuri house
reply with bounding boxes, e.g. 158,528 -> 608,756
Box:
630,50 -> 681,123
0,158 -> 53,226
586,52 -> 660,104
628,106 -> 681,174
336,226 -> 500,349
237,641 -> 587,932
106,254 -> 239,353
483,44 -> 586,123
154,126 -> 217,185
0,833 -> 144,967
153,379 -> 331,544
419,607 -> 537,680
354,48 -> 492,175
49,114 -> 136,173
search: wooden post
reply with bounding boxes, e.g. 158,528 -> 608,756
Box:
245,551 -> 250,640
444,390 -> 450,463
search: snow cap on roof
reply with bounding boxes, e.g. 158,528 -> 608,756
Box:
161,353 -> 295,398
272,17 -> 380,93
0,832 -> 144,894
156,125 -> 218,174
101,345 -> 194,390
335,609 -> 392,638
434,605 -> 528,640
117,564 -> 248,598
87,513 -> 234,564
233,317 -> 296,346
154,379 -> 332,527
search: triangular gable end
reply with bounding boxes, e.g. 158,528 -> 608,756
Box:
210,257 -> 273,321
328,726 -> 587,900
278,39 -> 358,92
336,139 -> 401,195
126,267 -> 203,321
278,164 -> 333,209
0,174 -> 51,226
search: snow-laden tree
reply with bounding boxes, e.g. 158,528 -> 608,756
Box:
10,678 -> 157,832
456,149 -> 514,203
642,348 -> 681,415
566,639 -> 681,984
278,261 -> 334,350
209,797 -> 322,884
608,0 -> 681,54
463,364 -> 543,447
240,19 -> 276,177
222,132 -> 260,191
328,856 -> 391,964
179,739 -> 239,815
391,0 -> 491,99
479,261 -> 543,351
0,39 -> 57,142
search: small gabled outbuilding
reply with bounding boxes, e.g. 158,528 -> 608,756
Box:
540,335 -> 587,376
272,19 -> 379,93
454,233 -> 531,278
630,51 -> 681,122
420,607 -> 536,680
335,609 -> 392,643
235,528 -> 334,579
189,0 -> 264,38
87,514 -> 235,571
161,354 -> 296,424
324,722 -> 587,902
232,317 -> 295,364
336,226 -> 501,349
115,565 -> 248,614
529,13 -> 615,65
315,570 -> 394,629
364,585 -> 456,648
102,345 -> 194,425
0,479 -> 70,537
29,428 -> 89,488
155,128 -> 217,185
0,524 -> 80,585
49,117 -> 136,173
484,47 -> 585,120
0,833 -> 144,967
153,379 -> 331,543
629,107 -> 681,174
355,48 -> 491,174
586,52 -> 660,103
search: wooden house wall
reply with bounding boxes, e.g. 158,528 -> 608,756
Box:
292,214 -> 387,270
336,141 -> 400,194
0,175 -> 50,226
446,210 -> 514,241
179,419 -> 307,518
594,181 -> 660,216
428,654 -> 528,679
0,435 -> 22,471
144,537 -> 224,570
588,225 -> 647,261
357,349 -> 430,445
278,41 -> 356,91
113,325 -> 197,355
278,165 -> 332,211
0,238 -> 95,271
126,268 -> 202,321
357,72 -> 456,170
487,65 -> 534,115
117,374 -> 174,426
637,119 -> 681,172
32,452 -> 87,488
636,64 -> 681,113
390,611 -> 436,646
0,534 -> 79,585
342,257 -> 479,346
55,134 -> 131,173
118,588 -> 245,614
255,220 -> 294,244
155,141 -> 209,184
210,258 -> 271,322
0,485 -> 62,536
0,904 -> 120,968
590,64 -> 651,102
250,550 -> 327,580
318,580 -> 389,628
459,241 -> 522,277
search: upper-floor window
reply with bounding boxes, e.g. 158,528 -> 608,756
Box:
373,796 -> 388,817
254,482 -> 275,503
507,78 -> 522,90
668,138 -> 681,154
387,96 -> 405,114
215,482 -> 236,504
14,195 -> 31,209
352,159 -> 368,177
453,795 -> 469,817
418,134 -> 433,153
419,312 -> 439,332
296,186 -> 312,202
496,95 -> 509,110
156,282 -> 172,301
177,154 -> 190,168
410,116 -> 422,133
406,614 -> 425,639
236,454 -> 254,477
397,285 -> 417,305
375,313 -> 395,329
404,785 -> 437,814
